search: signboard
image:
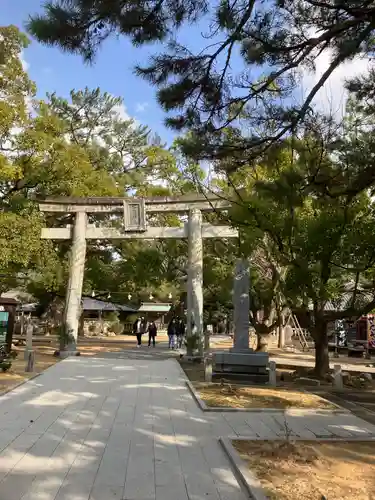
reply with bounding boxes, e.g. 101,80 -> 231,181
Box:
123,200 -> 146,232
0,311 -> 8,344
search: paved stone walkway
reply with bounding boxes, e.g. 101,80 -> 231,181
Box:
1,351 -> 375,500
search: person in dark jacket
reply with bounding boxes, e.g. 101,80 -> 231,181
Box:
167,318 -> 178,349
148,321 -> 157,347
176,318 -> 186,349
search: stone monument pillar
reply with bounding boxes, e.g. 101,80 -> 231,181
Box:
63,211 -> 87,354
187,208 -> 203,354
212,257 -> 269,383
24,320 -> 33,361
232,258 -> 251,352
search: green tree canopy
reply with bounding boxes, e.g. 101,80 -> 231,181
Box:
225,108 -> 375,375
0,26 -> 182,307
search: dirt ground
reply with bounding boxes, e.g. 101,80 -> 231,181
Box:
233,439 -> 375,500
179,359 -> 206,382
180,357 -> 306,386
0,338 -> 143,394
211,336 -> 375,369
180,358 -> 329,389
179,359 -> 335,409
268,347 -> 375,367
198,384 -> 335,409
211,336 -> 259,351
0,345 -> 58,393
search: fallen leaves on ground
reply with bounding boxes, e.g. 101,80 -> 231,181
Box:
233,440 -> 375,500
198,384 -> 335,409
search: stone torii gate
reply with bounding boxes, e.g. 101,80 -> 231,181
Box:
39,195 -> 238,354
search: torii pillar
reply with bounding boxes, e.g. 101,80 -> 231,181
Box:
62,211 -> 87,354
186,208 -> 204,355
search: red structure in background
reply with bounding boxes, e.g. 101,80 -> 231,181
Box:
346,314 -> 375,353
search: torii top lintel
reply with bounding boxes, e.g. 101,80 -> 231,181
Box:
38,194 -> 231,214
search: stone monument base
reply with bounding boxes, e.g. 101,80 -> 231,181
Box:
212,350 -> 269,384
229,347 -> 254,354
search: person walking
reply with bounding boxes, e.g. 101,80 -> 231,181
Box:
148,321 -> 157,347
167,318 -> 178,349
176,318 -> 185,349
133,317 -> 148,347
133,317 -> 143,348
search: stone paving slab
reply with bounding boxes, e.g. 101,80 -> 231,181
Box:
0,356 -> 248,500
1,351 -> 375,500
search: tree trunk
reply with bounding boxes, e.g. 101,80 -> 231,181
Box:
313,322 -> 329,378
204,326 -> 209,352
256,333 -> 269,352
78,313 -> 85,337
277,309 -> 284,348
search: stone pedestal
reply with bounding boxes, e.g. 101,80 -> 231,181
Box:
269,361 -> 277,387
204,356 -> 213,382
24,322 -> 33,361
333,364 -> 343,390
284,325 -> 294,347
25,350 -> 35,372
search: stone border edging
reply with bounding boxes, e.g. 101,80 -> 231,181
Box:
0,355 -> 67,399
186,380 -> 210,410
325,391 -> 375,417
227,435 -> 375,442
185,380 -> 351,414
0,372 -> 42,398
219,437 -> 268,500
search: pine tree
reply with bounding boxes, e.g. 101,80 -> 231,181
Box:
27,1 -> 375,163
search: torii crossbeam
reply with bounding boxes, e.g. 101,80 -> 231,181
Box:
39,194 -> 238,355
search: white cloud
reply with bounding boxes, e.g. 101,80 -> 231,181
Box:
299,47 -> 371,119
113,102 -> 131,121
149,178 -> 169,187
135,102 -> 149,113
17,50 -> 33,113
20,50 -> 29,72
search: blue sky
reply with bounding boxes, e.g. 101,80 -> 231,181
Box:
3,1 -> 358,147
2,0 -> 190,145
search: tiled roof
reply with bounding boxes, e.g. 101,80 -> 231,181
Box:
82,298 -> 136,312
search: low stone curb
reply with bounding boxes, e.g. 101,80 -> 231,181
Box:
175,358 -> 191,378
228,435 -> 375,442
220,435 -> 375,500
321,392 -> 375,429
219,437 -> 268,500
185,380 -> 351,414
186,380 -> 212,410
0,372 -> 42,398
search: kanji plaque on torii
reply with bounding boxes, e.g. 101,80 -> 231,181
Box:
38,194 -> 238,356
123,199 -> 146,232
